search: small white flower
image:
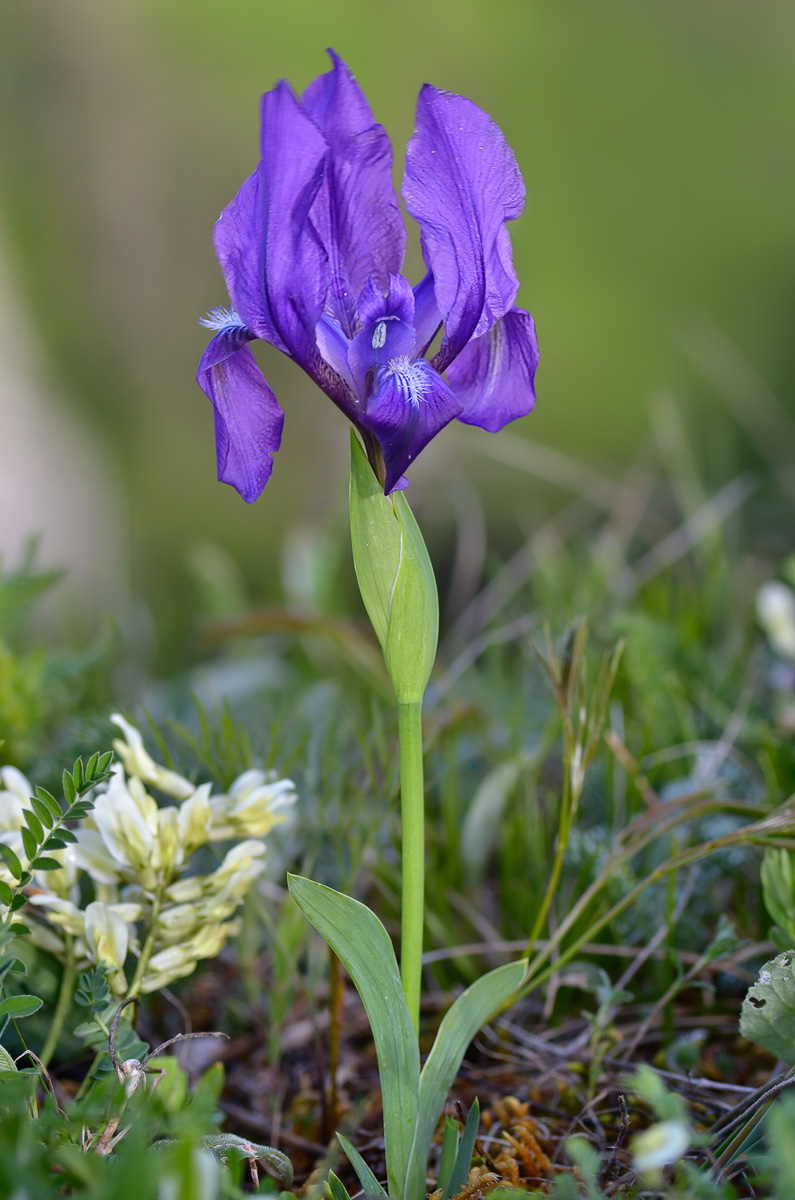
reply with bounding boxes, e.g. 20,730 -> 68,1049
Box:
177,783 -> 212,855
0,768 -> 34,855
209,771 -> 295,840
757,581 -> 795,662
632,1118 -> 691,1175
67,828 -> 125,885
85,901 -> 130,993
93,767 -> 158,880
110,714 -> 195,800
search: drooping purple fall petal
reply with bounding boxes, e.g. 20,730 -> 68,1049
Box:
403,85 -> 525,371
361,357 -> 462,493
447,305 -> 539,432
303,51 -> 406,338
196,321 -> 284,504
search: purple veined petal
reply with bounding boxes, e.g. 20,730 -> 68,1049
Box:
403,85 -> 525,370
213,169 -> 272,344
214,81 -> 329,365
356,273 -> 415,328
302,50 -> 406,337
347,274 -> 417,399
446,305 -> 539,432
361,357 -> 463,493
196,322 -> 284,504
348,314 -> 416,403
315,313 -> 356,394
411,272 -> 442,358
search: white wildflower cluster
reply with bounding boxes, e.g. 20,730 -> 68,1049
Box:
756,579 -> 795,664
0,715 -> 295,995
756,574 -> 795,732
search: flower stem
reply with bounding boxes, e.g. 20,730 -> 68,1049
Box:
40,936 -> 76,1068
127,885 -> 164,999
398,700 -> 424,1035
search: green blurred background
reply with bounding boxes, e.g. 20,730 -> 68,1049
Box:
1,0 -> 794,667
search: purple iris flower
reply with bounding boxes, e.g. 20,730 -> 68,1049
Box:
197,51 -> 539,500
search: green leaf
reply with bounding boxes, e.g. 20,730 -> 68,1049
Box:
85,752 -> 99,781
35,788 -> 62,819
62,770 -> 76,806
326,1171 -> 352,1200
741,951 -> 795,1062
437,1120 -> 459,1196
349,432 -> 402,653
200,1134 -> 293,1184
0,1044 -> 17,1072
0,844 -> 22,881
67,803 -> 92,820
72,759 -> 85,791
9,924 -> 30,937
31,857 -> 62,872
10,895 -> 26,911
407,959 -> 526,1199
0,995 -> 43,1019
22,810 -> 43,843
0,957 -> 26,980
443,1099 -> 480,1200
387,489 -> 439,702
0,881 -> 13,907
39,837 -> 68,852
461,759 -> 524,876
29,797 -> 54,830
337,1133 -> 387,1197
349,432 -> 438,704
97,751 -> 114,775
20,827 -> 37,862
288,874 -> 419,1199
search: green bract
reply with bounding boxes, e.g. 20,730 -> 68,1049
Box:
349,433 -> 438,705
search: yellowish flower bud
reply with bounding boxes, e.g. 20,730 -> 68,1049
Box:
178,784 -> 212,855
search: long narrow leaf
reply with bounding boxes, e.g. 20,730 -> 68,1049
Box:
326,1171 -> 352,1200
337,1133 -> 387,1198
405,959 -> 526,1200
437,1119 -> 459,1196
443,1099 -> 480,1200
288,875 -> 419,1199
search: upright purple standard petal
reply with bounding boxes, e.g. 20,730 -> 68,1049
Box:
303,51 -> 406,338
215,82 -> 329,366
197,322 -> 284,504
447,306 -> 539,432
403,86 -> 525,370
361,358 -> 462,493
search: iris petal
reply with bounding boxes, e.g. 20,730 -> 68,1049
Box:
361,358 -> 462,493
411,272 -> 442,358
197,325 -> 284,504
447,305 -> 539,432
214,81 -> 329,366
403,85 -> 524,370
303,50 -> 406,337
